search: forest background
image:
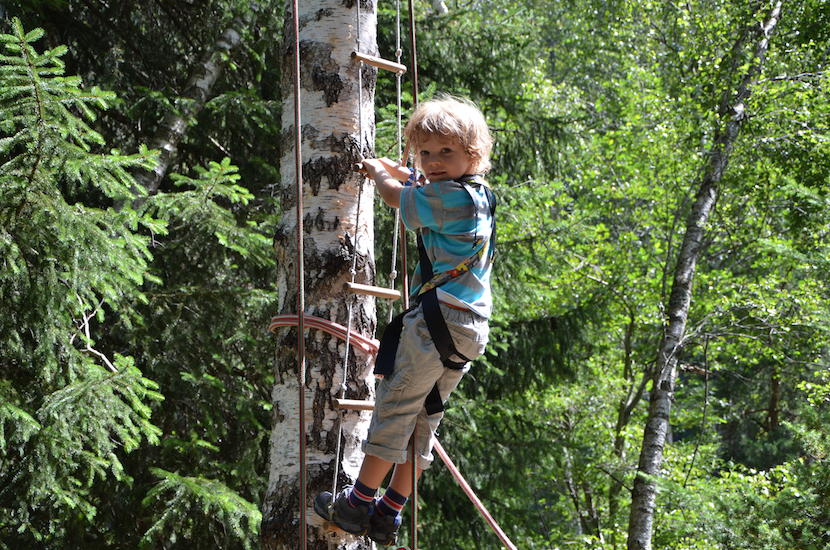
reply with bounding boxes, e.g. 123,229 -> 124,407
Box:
1,0 -> 829,549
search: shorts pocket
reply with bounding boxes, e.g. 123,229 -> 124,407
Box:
378,365 -> 413,416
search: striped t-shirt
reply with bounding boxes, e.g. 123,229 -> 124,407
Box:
400,175 -> 495,318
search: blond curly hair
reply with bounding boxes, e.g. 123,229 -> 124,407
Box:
404,95 -> 493,174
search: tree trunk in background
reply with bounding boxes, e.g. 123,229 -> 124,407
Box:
626,4 -> 783,549
132,16 -> 247,195
261,1 -> 379,549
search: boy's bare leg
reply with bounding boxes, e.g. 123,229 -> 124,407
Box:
358,455 -> 395,489
387,460 -> 424,498
357,455 -> 424,497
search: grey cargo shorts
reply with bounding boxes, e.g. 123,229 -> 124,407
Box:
362,302 -> 489,470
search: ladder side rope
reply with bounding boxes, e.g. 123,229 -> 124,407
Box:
329,174 -> 364,512
387,0 -> 404,325
290,0 -> 307,547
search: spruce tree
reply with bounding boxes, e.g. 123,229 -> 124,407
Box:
0,18 -> 164,546
1,15 -> 276,548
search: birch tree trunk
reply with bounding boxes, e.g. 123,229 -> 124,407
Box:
132,16 -> 247,196
627,3 -> 783,549
261,1 -> 379,549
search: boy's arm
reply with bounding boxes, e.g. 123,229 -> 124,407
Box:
372,157 -> 411,182
359,158 -> 409,209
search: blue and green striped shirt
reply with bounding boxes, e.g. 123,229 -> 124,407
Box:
400,175 -> 495,318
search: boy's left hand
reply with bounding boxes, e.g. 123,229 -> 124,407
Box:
357,158 -> 386,181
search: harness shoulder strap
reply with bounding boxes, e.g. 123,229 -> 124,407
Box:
374,177 -> 495,414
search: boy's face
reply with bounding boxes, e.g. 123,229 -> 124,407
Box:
415,134 -> 477,182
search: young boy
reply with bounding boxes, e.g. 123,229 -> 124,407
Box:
314,96 -> 496,546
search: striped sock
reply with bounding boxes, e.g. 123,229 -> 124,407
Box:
376,487 -> 408,517
347,480 -> 376,508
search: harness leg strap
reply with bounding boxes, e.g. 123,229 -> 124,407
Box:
374,308 -> 410,377
424,383 -> 444,416
421,289 -> 471,369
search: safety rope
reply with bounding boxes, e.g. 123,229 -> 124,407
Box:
434,441 -> 518,550
405,1 -> 419,547
289,0 -> 307,547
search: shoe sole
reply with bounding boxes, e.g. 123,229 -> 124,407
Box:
313,493 -> 370,536
331,510 -> 370,536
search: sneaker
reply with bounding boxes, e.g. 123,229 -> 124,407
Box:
313,487 -> 372,536
367,509 -> 401,546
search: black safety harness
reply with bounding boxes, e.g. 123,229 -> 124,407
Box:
374,176 -> 496,415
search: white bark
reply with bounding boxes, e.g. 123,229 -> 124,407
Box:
262,1 -> 380,549
432,0 -> 448,15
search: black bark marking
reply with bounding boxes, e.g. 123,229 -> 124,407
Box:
299,40 -> 343,106
260,489 -> 301,548
342,0 -> 373,10
303,133 -> 363,195
305,156 -> 351,196
298,8 -> 334,31
313,66 -> 345,107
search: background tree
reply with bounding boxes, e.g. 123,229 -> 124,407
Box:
628,4 -> 784,548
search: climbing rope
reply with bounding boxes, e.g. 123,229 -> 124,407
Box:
387,0 -> 404,325
434,441 -> 518,550
405,1 -> 419,546
288,0 -> 307,547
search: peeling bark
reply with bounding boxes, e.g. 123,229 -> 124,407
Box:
262,1 -> 379,549
626,4 -> 784,549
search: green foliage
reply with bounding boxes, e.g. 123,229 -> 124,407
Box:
141,468 -> 262,550
408,1 -> 830,549
150,156 -> 273,266
0,14 -> 273,549
3,0 -> 830,549
652,436 -> 830,550
0,18 -> 165,546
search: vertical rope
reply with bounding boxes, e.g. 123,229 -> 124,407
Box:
407,0 -> 419,107
387,0 -> 404,324
406,2 -> 419,545
329,177 -> 364,514
400,0 -> 418,313
290,0 -> 307,547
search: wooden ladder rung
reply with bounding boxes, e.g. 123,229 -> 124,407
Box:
344,282 -> 400,300
322,520 -> 345,533
333,398 -> 376,411
352,51 -> 407,74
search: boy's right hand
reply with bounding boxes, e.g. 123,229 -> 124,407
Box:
357,158 -> 386,181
